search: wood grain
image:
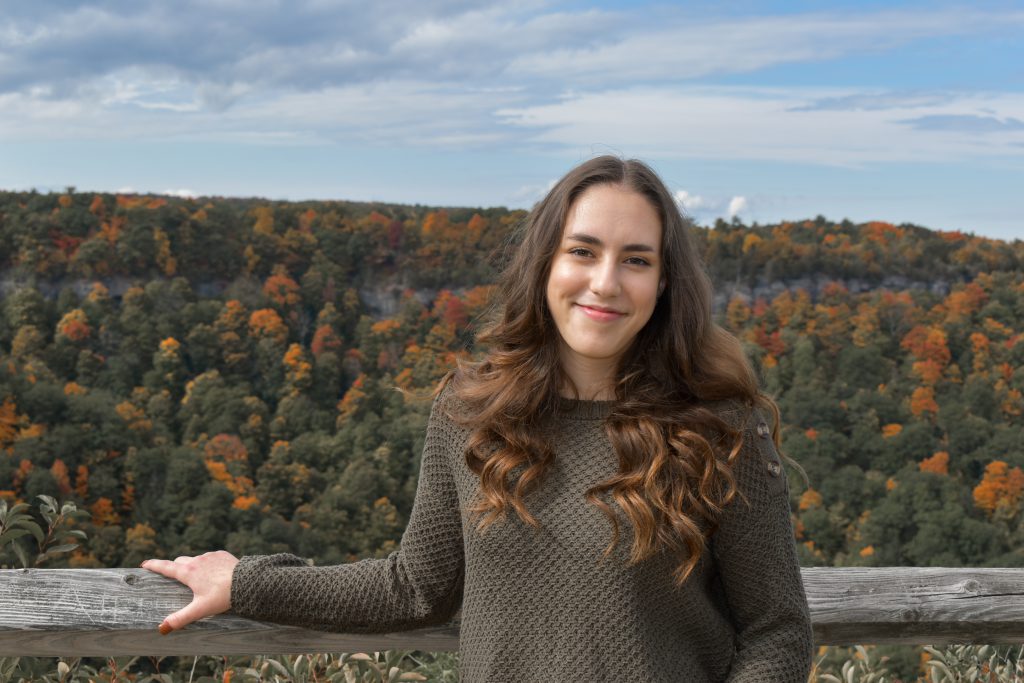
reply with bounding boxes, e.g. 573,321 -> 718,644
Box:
2,567 -> 1023,655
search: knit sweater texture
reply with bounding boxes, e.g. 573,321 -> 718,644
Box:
231,386 -> 813,682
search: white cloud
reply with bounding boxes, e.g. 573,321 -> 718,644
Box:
728,196 -> 748,217
497,86 -> 1024,165
675,190 -> 708,211
163,188 -> 197,198
673,189 -> 751,223
506,9 -> 1024,83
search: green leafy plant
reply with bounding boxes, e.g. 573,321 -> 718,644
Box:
0,495 -> 89,569
815,645 -> 893,683
923,644 -> 1024,682
0,652 -> 459,683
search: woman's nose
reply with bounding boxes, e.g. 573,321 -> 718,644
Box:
589,258 -> 621,297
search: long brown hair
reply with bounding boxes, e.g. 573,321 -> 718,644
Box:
450,155 -> 782,586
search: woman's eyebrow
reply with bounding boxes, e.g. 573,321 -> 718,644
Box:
566,232 -> 656,252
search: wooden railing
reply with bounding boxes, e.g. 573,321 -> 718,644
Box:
2,567 -> 1024,656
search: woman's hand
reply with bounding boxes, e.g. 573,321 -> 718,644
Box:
140,550 -> 239,633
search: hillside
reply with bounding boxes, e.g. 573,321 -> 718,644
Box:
0,189 -> 1022,578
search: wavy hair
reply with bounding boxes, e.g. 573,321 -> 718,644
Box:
449,155 -> 784,586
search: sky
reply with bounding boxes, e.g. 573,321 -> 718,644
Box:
1,0 -> 1022,241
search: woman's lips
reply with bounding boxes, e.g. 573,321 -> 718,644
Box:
577,304 -> 624,322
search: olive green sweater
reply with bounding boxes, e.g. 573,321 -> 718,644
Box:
231,387 -> 813,682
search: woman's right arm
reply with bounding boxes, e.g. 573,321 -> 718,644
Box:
232,392 -> 466,632
146,390 -> 467,634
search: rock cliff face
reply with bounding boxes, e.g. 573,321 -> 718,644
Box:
0,270 -> 440,317
712,274 -> 952,310
356,283 -> 437,317
2,270 -> 953,318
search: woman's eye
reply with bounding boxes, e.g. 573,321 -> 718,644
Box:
568,247 -> 593,258
625,256 -> 651,266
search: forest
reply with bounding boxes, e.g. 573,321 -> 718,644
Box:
0,188 -> 1022,680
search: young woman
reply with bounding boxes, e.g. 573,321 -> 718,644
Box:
142,156 -> 813,682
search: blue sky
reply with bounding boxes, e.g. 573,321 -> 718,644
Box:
1,0 -> 1022,240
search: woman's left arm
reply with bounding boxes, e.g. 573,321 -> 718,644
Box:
711,407 -> 814,683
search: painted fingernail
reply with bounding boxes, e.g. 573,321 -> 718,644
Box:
159,623 -> 172,635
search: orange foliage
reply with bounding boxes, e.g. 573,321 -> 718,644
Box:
249,308 -> 288,344
218,300 -> 249,331
87,282 -> 109,303
973,461 -> 1024,515
467,213 -> 487,234
859,545 -> 875,557
205,460 -> 255,498
298,208 -> 318,232
284,344 -> 313,387
90,497 -> 121,526
75,465 -> 89,499
886,477 -> 898,491
233,495 -> 260,511
115,401 -> 152,432
422,209 -> 449,236
263,269 -> 301,308
919,451 -> 949,476
911,360 -> 945,386
909,386 -> 939,417
98,216 -> 124,245
50,459 -> 72,496
435,290 -> 468,329
850,302 -> 879,347
252,206 -> 275,235
88,195 -> 105,215
311,324 -> 343,358
204,434 -> 248,463
370,318 -> 401,336
881,423 -> 903,438
753,327 -> 785,356
1,396 -> 28,452
751,298 -> 769,318
1003,388 -> 1023,417
970,332 -> 991,374
862,221 -> 904,246
159,337 -> 181,354
337,374 -> 367,421
901,325 -> 951,369
799,489 -> 823,511
944,282 -> 988,321
57,309 -> 91,342
983,317 -> 1014,340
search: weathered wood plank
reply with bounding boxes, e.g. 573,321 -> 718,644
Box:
803,567 -> 1024,645
0,568 -> 458,656
3,567 -> 1024,655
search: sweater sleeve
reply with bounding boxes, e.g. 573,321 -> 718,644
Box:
711,407 -> 814,683
229,390 -> 466,633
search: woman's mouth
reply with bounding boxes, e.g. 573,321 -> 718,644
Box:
577,304 -> 625,322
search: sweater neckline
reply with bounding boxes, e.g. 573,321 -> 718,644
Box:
554,396 -> 614,421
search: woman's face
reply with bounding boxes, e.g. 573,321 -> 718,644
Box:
545,183 -> 664,393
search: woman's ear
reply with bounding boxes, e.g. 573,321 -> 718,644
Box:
657,279 -> 666,297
